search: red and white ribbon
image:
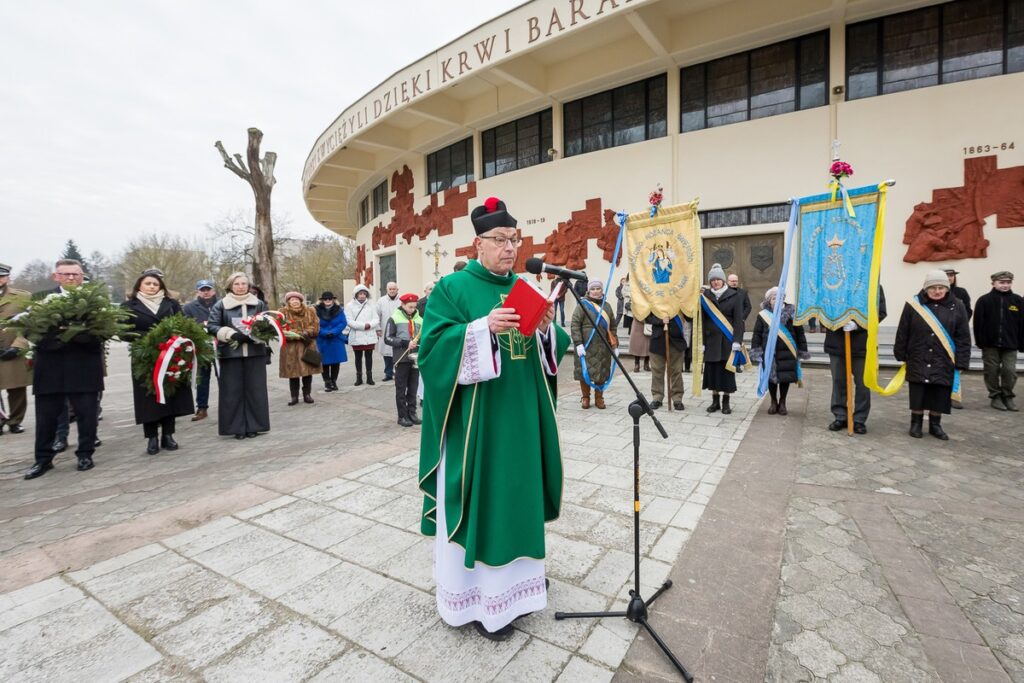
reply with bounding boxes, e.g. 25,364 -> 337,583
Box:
241,311 -> 287,351
152,335 -> 195,404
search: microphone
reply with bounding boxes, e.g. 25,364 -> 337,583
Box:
525,257 -> 587,281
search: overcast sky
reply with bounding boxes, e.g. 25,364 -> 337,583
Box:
0,0 -> 521,273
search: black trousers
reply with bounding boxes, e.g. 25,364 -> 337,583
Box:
143,416 -> 175,438
35,392 -> 98,465
394,362 -> 419,418
829,354 -> 870,424
322,363 -> 340,383
354,349 -> 373,378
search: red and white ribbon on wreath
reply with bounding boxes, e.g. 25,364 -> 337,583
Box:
152,335 -> 195,404
240,311 -> 287,351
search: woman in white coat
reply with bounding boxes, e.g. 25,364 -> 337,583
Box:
345,284 -> 380,386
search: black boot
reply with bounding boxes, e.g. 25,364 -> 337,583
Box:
909,413 -> 924,438
643,357 -> 651,372
928,415 -> 949,440
721,395 -> 732,415
768,396 -> 778,415
354,374 -> 363,387
409,411 -> 422,425
706,395 -> 721,413
633,359 -> 640,372
161,434 -> 179,451
288,392 -> 299,406
146,437 -> 160,455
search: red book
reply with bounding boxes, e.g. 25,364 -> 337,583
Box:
504,278 -> 562,336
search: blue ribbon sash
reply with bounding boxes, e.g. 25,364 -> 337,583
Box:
907,295 -> 962,401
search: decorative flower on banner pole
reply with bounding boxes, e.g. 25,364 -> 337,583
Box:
648,185 -> 664,217
830,160 -> 854,181
828,160 -> 857,218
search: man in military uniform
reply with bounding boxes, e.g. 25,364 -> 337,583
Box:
0,263 -> 33,436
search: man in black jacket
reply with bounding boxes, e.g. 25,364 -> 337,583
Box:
25,259 -> 104,480
973,271 -> 1023,411
825,287 -> 887,434
944,269 -> 972,320
182,279 -> 218,421
645,312 -> 687,411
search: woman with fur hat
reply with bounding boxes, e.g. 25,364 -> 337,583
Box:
207,272 -> 271,439
700,262 -> 746,414
315,291 -> 348,392
749,287 -> 809,416
893,269 -> 971,439
345,284 -> 379,386
279,292 -> 321,405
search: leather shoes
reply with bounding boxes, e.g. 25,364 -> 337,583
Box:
473,620 -> 514,641
650,400 -> 662,410
245,432 -> 258,438
24,463 -> 53,480
8,424 -> 24,434
409,413 -> 422,425
853,422 -> 867,435
191,408 -> 208,421
94,439 -> 102,448
53,438 -> 68,453
146,437 -> 160,455
398,417 -> 413,427
827,420 -> 847,432
77,457 -> 94,471
161,434 -> 179,451
673,401 -> 685,411
234,434 -> 246,440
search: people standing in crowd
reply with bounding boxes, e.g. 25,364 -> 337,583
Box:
571,279 -> 617,410
123,272 -> 194,455
25,259 -> 102,479
750,287 -> 809,416
315,292 -> 347,392
0,264 -> 32,436
628,277 -> 650,372
825,287 -> 887,434
894,270 -> 971,440
973,270 -> 1023,412
249,285 -> 266,303
376,282 -> 401,382
644,311 -> 687,411
384,293 -> 422,427
727,273 -> 752,373
701,263 -> 745,415
182,279 -> 218,421
552,278 -> 568,326
619,274 -> 633,333
682,313 -> 694,373
945,269 -> 973,320
207,272 -> 271,439
417,282 -> 434,318
279,292 -> 321,406
345,284 -> 379,386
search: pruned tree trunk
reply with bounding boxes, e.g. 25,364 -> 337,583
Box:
215,128 -> 278,305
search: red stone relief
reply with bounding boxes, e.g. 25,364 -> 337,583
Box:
354,244 -> 373,288
371,165 -> 477,250
903,155 -> 1024,263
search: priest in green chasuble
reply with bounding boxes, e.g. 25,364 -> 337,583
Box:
418,197 -> 571,640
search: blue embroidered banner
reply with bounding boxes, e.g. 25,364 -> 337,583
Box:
795,184 -> 882,330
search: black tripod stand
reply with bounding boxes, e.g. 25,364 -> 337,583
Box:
552,277 -> 694,682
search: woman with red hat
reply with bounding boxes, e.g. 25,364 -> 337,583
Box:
384,293 -> 423,426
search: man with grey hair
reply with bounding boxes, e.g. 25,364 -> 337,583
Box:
376,281 -> 401,382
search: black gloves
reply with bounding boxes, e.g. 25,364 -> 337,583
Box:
0,347 -> 19,361
231,332 -> 249,343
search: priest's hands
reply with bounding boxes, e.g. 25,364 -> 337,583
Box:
536,303 -> 556,335
488,307 -> 520,334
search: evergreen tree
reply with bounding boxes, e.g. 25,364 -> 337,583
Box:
61,239 -> 89,274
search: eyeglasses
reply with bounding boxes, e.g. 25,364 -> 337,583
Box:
479,235 -> 523,248
56,272 -> 84,278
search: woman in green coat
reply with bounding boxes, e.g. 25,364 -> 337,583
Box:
571,279 -> 617,409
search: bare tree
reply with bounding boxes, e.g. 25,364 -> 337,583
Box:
113,235 -> 216,301
204,209 -> 292,275
215,128 -> 278,304
277,236 -> 357,301
10,259 -> 55,296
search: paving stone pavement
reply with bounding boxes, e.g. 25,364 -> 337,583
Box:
0,345 -> 763,681
765,369 -> 1024,683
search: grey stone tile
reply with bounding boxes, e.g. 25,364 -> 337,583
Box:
79,550 -> 203,607
248,499 -> 334,533
328,523 -> 421,569
202,620 -> 346,683
329,582 -> 438,657
0,580 -> 85,633
282,509 -> 375,550
516,578 -> 608,650
292,478 -> 361,504
13,623 -> 161,683
494,637 -> 573,682
234,495 -> 297,520
395,621 -> 528,682
191,528 -> 296,576
378,538 -> 434,591
546,533 -> 605,582
162,517 -> 249,555
364,493 -> 423,530
327,484 -> 402,516
119,570 -> 242,634
278,561 -> 390,627
152,593 -> 275,668
555,656 -> 614,682
231,544 -> 340,599
307,647 -> 417,682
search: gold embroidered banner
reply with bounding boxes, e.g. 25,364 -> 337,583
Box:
625,200 -> 701,321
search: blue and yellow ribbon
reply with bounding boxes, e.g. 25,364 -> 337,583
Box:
701,294 -> 748,373
862,183 -> 906,396
758,309 -> 803,387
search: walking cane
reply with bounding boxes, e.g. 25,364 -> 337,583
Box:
844,330 -> 854,436
664,323 -> 672,411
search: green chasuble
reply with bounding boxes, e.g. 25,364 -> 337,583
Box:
418,259 -> 571,568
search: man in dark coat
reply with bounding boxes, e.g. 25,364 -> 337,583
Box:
25,259 -> 103,479
645,312 -> 687,411
824,286 -> 887,434
973,270 -> 1023,411
944,269 -> 972,320
727,274 -> 752,373
182,279 -> 218,421
0,263 -> 33,436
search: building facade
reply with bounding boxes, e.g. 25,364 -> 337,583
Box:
303,0 -> 1024,328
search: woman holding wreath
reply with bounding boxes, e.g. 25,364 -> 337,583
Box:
207,272 -> 271,439
279,292 -> 321,405
123,272 -> 195,455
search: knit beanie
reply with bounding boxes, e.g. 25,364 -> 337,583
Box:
707,263 -> 726,283
284,291 -> 304,303
922,269 -> 949,289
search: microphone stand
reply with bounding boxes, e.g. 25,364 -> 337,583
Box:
553,276 -> 693,682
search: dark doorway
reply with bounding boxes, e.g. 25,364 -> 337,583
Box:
702,233 -> 784,333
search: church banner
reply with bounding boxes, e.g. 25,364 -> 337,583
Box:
625,199 -> 701,321
795,184 -> 884,330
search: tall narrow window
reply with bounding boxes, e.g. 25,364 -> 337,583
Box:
426,137 -> 473,194
563,74 -> 667,158
481,109 -> 553,179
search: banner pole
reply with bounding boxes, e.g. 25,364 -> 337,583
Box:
845,330 -> 854,435
664,323 -> 671,411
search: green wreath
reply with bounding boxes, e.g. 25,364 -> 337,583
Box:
129,314 -> 216,397
5,282 -> 132,345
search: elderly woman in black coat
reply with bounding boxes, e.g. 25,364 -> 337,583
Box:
893,269 -> 971,440
123,272 -> 195,455
750,287 -> 809,416
701,263 -> 746,415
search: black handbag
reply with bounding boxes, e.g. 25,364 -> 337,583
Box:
301,344 -> 322,366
